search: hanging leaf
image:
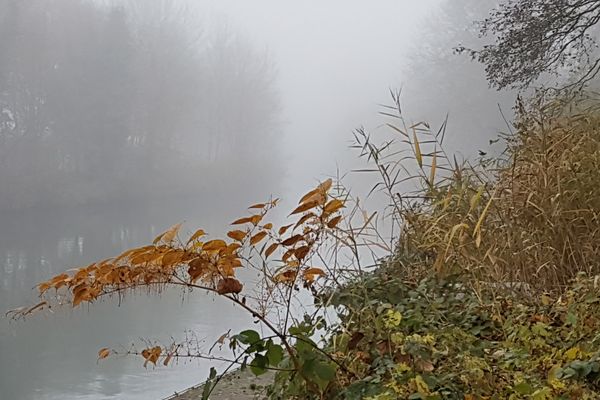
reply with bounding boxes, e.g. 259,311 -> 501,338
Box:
142,346 -> 162,367
278,224 -> 293,235
188,258 -> 209,281
262,223 -> 273,230
249,215 -> 263,226
282,234 -> 304,247
227,230 -> 247,242
290,200 -> 319,215
264,243 -> 279,258
217,278 -> 243,295
98,348 -> 111,361
294,246 -> 310,261
163,352 -> 174,366
327,215 -> 343,228
250,231 -> 268,246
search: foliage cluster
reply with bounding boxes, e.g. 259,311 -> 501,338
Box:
299,271 -> 600,399
464,0 -> 600,89
15,91 -> 600,399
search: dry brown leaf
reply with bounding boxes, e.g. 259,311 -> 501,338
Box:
227,230 -> 247,242
250,231 -> 268,246
216,278 -> 243,295
327,215 -> 343,228
278,224 -> 293,235
264,243 -> 279,258
98,348 -> 111,360
324,199 -> 344,214
203,240 -> 227,251
281,234 -> 304,247
290,200 -> 319,215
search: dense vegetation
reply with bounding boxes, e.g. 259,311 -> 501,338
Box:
16,90 -> 600,399
13,0 -> 600,398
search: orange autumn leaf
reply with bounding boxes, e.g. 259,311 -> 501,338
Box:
227,230 -> 247,242
203,240 -> 227,251
248,203 -> 266,209
250,231 -> 268,246
327,215 -> 343,228
303,267 -> 326,282
281,234 -> 304,247
232,216 -> 253,225
273,269 -> 297,284
294,246 -> 310,261
98,348 -> 111,360
142,346 -> 162,367
298,188 -> 320,205
264,243 -> 279,258
324,199 -> 344,214
278,224 -> 293,235
290,200 -> 319,216
186,229 -> 206,245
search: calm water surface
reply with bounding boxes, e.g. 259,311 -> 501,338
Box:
0,199 -> 258,400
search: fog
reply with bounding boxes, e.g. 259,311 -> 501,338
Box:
0,1 -> 516,398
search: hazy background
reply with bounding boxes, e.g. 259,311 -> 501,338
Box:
0,0 -> 516,398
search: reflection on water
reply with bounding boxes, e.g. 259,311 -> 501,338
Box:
0,199 -> 255,400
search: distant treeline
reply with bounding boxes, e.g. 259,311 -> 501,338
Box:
0,0 -> 281,209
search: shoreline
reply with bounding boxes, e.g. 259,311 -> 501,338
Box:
163,369 -> 274,400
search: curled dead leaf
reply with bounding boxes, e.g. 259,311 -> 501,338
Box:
98,348 -> 111,360
216,278 -> 243,295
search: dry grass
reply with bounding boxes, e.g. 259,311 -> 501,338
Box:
363,91 -> 600,293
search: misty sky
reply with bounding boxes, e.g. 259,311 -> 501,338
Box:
193,0 -> 441,199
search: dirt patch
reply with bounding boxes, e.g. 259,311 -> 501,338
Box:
165,369 -> 274,400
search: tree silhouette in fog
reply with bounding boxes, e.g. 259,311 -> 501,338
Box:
0,0 -> 281,209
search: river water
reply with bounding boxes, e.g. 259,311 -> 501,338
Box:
0,199 -> 260,400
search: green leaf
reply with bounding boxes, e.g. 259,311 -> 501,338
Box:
250,354 -> 268,376
513,382 -> 533,394
565,311 -> 578,326
314,361 -> 337,381
234,329 -> 261,345
266,342 -> 284,366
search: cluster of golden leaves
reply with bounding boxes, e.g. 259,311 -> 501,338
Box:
28,179 -> 343,314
